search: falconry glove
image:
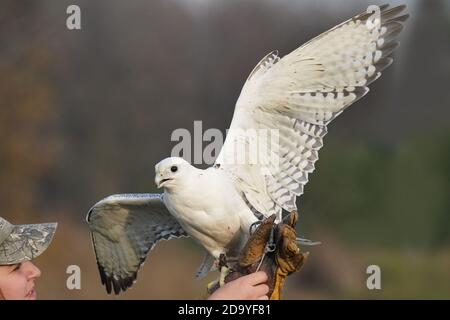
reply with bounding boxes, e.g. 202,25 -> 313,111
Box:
208,211 -> 311,300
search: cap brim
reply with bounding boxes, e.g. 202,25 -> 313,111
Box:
0,222 -> 57,265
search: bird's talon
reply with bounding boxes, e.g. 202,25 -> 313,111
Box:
207,279 -> 219,294
219,266 -> 231,287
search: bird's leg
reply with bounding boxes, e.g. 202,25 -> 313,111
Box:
218,253 -> 227,268
206,254 -> 232,292
219,266 -> 231,287
218,253 -> 231,287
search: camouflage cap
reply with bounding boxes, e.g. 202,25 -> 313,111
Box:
0,217 -> 57,265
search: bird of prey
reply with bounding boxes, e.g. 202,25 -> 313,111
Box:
87,4 -> 408,294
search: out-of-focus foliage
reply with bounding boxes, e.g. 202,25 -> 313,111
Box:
302,133 -> 450,249
0,1 -> 61,222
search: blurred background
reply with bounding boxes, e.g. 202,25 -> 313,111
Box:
0,0 -> 449,299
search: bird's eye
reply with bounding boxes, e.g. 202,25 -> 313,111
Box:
170,166 -> 178,172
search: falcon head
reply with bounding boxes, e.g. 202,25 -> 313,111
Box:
155,157 -> 190,189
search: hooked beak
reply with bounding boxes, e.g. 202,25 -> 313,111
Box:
155,176 -> 172,188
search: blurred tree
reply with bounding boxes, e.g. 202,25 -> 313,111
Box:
0,1 -> 60,221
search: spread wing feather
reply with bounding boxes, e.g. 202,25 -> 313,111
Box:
216,5 -> 408,221
86,193 -> 188,294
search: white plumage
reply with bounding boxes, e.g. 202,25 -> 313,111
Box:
87,4 -> 408,294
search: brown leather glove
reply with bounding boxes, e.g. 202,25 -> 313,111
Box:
208,211 -> 308,300
270,211 -> 308,299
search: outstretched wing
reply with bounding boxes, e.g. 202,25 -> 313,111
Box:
86,193 -> 188,294
215,5 -> 408,220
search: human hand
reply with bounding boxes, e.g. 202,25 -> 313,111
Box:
207,271 -> 269,300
